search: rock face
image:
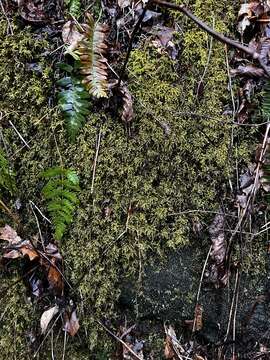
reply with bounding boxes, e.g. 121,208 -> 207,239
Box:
0,1 -> 268,358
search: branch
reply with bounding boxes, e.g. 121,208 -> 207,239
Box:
152,0 -> 270,77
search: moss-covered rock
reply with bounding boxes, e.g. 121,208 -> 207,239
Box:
0,1 -> 265,358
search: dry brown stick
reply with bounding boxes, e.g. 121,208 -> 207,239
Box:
152,0 -> 270,77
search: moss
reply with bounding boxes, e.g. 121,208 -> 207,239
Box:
0,0 -> 264,358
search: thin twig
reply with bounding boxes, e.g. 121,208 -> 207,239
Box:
0,0 -> 13,35
192,246 -> 212,333
9,120 -> 30,149
91,129 -> 102,194
152,0 -> 270,77
96,319 -> 143,360
29,201 -> 45,251
29,200 -> 52,224
118,0 -> 153,86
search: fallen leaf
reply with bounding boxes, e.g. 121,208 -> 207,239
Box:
0,225 -> 22,245
63,309 -> 80,336
230,65 -> 265,78
62,21 -> 85,54
208,212 -> 228,288
47,257 -> 64,295
40,305 -> 59,334
164,325 -> 185,359
118,0 -> 131,8
119,84 -> 134,123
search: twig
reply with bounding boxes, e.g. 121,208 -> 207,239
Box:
34,313 -> 62,358
192,246 -> 212,333
224,268 -> 240,342
91,129 -> 102,194
9,120 -> 30,149
196,18 -> 214,100
29,200 -> 52,224
118,0 -> 153,86
29,201 -> 45,251
96,319 -> 143,360
152,0 -> 270,77
0,0 -> 13,35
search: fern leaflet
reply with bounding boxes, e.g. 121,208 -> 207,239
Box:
41,167 -> 80,241
75,13 -> 109,98
57,74 -> 91,142
65,0 -> 81,18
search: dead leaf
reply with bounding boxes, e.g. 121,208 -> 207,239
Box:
230,65 -> 265,78
119,84 -> 134,123
40,305 -> 59,334
208,212 -> 228,288
62,21 -> 85,54
63,309 -> 80,336
194,304 -> 203,331
118,0 -> 131,8
164,325 -> 185,359
0,225 -> 22,245
47,257 -> 64,295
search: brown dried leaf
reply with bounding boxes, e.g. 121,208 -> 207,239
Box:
63,309 -> 80,336
230,65 -> 265,78
194,304 -> 203,331
208,212 -> 228,288
47,257 -> 64,295
62,21 -> 85,54
119,85 -> 134,123
164,325 -> 185,359
0,225 -> 22,245
40,305 -> 59,334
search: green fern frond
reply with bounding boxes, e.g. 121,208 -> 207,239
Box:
75,13 -> 109,98
57,76 -> 91,142
0,149 -> 16,195
65,0 -> 81,18
41,167 -> 80,241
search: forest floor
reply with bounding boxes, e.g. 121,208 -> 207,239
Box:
0,0 -> 270,359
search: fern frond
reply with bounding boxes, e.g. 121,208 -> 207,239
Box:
75,13 -> 109,98
0,150 -> 16,195
57,76 -> 91,142
65,0 -> 81,18
262,80 -> 270,119
41,167 -> 80,241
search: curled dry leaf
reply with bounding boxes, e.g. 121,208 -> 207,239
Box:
0,225 -> 39,260
40,305 -> 59,334
237,2 -> 267,35
208,212 -> 228,288
62,21 -> 85,55
119,84 -> 134,123
164,324 -> 185,359
63,309 -> 80,336
118,0 -> 131,8
0,224 -> 22,245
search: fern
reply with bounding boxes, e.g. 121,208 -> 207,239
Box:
0,150 -> 16,195
65,0 -> 81,18
41,167 -> 80,241
57,73 -> 91,142
75,13 -> 109,98
262,80 -> 270,119
261,81 -> 270,199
